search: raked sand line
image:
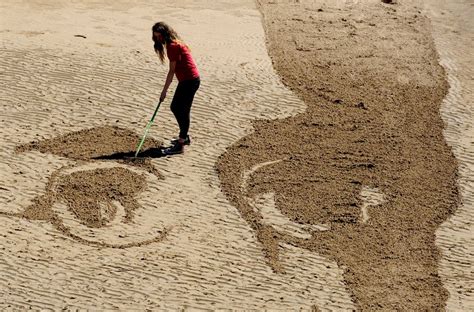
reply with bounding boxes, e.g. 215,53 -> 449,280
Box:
424,0 -> 474,310
0,0 -> 354,310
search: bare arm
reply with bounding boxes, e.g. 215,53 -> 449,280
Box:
160,61 -> 176,102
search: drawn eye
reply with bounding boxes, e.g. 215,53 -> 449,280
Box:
12,126 -> 168,248
53,166 -> 146,228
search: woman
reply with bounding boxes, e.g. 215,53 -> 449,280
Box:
152,22 -> 200,155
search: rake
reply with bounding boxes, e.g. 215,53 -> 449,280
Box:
135,100 -> 163,157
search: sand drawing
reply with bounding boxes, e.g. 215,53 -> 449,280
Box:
1,1 -> 354,309
241,159 -> 386,238
426,0 -> 474,309
1,0 -> 471,310
217,0 -> 461,310
1,126 -> 170,248
241,159 -> 384,239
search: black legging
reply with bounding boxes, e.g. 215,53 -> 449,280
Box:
170,77 -> 200,140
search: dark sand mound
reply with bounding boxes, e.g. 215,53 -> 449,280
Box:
16,125 -> 163,177
16,125 -> 162,158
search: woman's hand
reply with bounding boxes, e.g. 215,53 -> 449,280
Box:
160,90 -> 167,102
160,61 -> 176,103
160,61 -> 176,101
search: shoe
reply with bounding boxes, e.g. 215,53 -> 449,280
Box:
170,135 -> 191,146
162,141 -> 184,155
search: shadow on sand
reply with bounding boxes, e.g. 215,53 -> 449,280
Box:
93,147 -> 168,161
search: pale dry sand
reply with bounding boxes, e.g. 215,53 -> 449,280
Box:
0,0 -> 354,310
424,0 -> 474,310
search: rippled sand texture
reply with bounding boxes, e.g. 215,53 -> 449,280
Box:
0,0 -> 355,310
424,0 -> 474,310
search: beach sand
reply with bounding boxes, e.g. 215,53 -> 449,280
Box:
0,0 -> 472,310
220,0 -> 472,310
424,0 -> 474,310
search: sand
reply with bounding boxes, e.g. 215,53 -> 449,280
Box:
0,0 -> 472,310
424,0 -> 474,309
219,0 -> 472,310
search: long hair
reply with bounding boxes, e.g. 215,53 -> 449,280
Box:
152,22 -> 181,64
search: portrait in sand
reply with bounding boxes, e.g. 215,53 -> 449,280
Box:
0,0 -> 471,310
218,0 -> 460,310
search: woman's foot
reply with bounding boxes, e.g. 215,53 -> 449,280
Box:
163,141 -> 184,155
170,135 -> 191,146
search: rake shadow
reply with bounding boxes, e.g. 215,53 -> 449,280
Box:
93,147 -> 166,160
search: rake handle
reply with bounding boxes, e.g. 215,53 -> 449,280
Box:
135,100 -> 163,157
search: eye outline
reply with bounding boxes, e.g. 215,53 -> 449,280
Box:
22,160 -> 171,249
